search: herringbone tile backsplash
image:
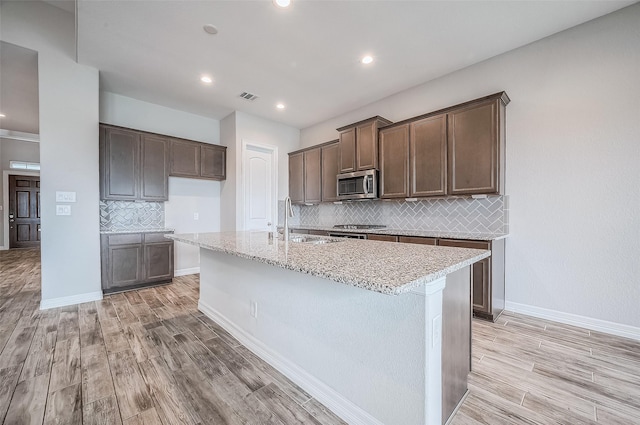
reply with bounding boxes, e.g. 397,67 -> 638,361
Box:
100,200 -> 165,231
281,196 -> 508,234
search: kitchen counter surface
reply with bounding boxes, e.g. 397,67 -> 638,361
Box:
167,231 -> 490,295
100,228 -> 174,234
290,225 -> 508,241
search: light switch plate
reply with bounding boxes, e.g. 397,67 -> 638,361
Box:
56,205 -> 71,216
56,191 -> 76,202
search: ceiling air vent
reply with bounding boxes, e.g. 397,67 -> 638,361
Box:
239,92 -> 259,101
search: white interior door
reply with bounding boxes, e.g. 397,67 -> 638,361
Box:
243,143 -> 276,231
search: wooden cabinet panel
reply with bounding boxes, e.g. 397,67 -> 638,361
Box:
410,114 -> 447,197
356,121 -> 377,171
101,126 -> 140,200
304,148 -> 322,204
170,139 -> 200,178
140,134 -> 169,201
108,245 -> 144,288
379,124 -> 409,198
398,236 -> 437,245
201,144 -> 226,180
145,242 -> 174,281
367,234 -> 398,242
308,230 -> 329,236
321,142 -> 340,202
448,99 -> 501,195
339,128 -> 356,173
288,152 -> 304,203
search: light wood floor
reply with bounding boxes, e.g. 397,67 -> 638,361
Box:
1,249 -> 639,425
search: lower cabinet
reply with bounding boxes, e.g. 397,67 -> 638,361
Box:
438,238 -> 505,321
101,231 -> 174,293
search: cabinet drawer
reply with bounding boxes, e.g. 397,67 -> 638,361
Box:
367,234 -> 398,242
438,239 -> 490,250
398,236 -> 437,245
144,232 -> 173,243
108,234 -> 142,245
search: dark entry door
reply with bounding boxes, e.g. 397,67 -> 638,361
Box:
9,175 -> 41,249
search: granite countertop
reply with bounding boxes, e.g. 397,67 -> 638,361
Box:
167,231 -> 490,296
100,228 -> 174,234
289,225 -> 508,241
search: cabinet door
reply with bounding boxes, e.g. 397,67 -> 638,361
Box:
288,152 -> 305,203
448,100 -> 499,195
140,134 -> 168,201
201,144 -> 226,180
398,236 -> 437,245
304,148 -> 322,204
107,244 -> 144,289
438,239 -> 491,315
321,142 -> 340,202
144,242 -> 174,281
379,124 -> 409,198
339,128 -> 356,173
100,126 -> 140,200
356,121 -> 378,171
170,139 -> 200,177
410,115 -> 447,197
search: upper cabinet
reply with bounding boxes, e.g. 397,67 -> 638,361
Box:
288,140 -> 339,205
337,116 -> 392,173
100,125 -> 168,202
379,92 -> 509,199
169,139 -> 226,181
448,94 -> 507,195
321,141 -> 340,202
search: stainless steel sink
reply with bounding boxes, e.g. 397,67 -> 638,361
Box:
288,236 -> 343,244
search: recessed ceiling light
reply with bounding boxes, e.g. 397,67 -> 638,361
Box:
203,24 -> 218,35
276,103 -> 286,110
0,113 -> 5,118
361,55 -> 374,65
273,0 -> 291,8
200,76 -> 213,84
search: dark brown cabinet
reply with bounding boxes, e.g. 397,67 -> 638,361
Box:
379,124 -> 410,198
398,235 -> 437,245
100,231 -> 174,293
304,148 -> 322,204
448,94 -> 507,195
439,238 -> 505,321
337,116 -> 392,173
411,114 -> 447,197
288,152 -> 305,203
367,234 -> 398,242
100,125 -> 168,201
321,142 -> 340,202
170,139 -> 226,180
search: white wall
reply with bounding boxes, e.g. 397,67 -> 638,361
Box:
0,138 -> 40,247
220,111 -> 300,231
100,92 -> 222,274
1,1 -> 102,306
165,177 -> 220,274
301,5 -> 640,331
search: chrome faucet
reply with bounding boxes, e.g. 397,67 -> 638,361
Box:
284,196 -> 294,242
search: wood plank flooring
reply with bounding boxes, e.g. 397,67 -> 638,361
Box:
1,248 -> 639,425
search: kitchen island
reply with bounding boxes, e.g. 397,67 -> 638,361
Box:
167,231 -> 490,425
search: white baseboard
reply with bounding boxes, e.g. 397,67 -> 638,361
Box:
198,301 -> 385,425
0,245 -> 7,251
174,267 -> 200,277
40,291 -> 103,310
505,301 -> 640,341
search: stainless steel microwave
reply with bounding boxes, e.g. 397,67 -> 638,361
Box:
337,169 -> 378,200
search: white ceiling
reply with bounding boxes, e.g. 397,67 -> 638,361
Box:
49,1 -> 640,129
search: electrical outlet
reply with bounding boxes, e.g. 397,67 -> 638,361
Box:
56,205 -> 71,216
193,213 -> 199,220
250,301 -> 258,318
432,315 -> 442,348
